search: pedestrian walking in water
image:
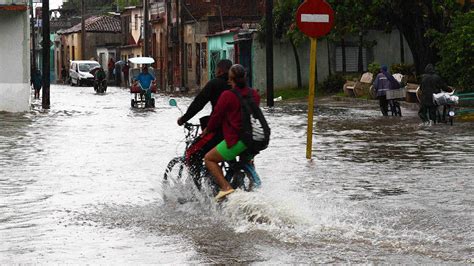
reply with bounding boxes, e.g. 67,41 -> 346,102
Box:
115,63 -> 122,87
418,64 -> 448,125
373,65 -> 399,116
108,58 -> 115,81
122,63 -> 130,87
31,68 -> 42,99
61,66 -> 68,84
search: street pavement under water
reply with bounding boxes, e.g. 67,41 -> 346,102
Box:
0,85 -> 472,263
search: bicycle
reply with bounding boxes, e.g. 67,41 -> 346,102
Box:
163,99 -> 262,197
386,87 -> 404,116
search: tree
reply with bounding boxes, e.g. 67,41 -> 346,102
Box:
432,11 -> 474,90
259,0 -> 306,89
326,0 -> 378,74
372,0 -> 465,75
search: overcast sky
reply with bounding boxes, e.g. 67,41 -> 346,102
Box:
51,0 -> 62,9
35,0 -> 62,10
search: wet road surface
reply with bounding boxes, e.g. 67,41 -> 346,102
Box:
0,85 -> 472,263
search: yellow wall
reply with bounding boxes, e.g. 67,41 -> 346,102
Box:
66,33 -> 82,61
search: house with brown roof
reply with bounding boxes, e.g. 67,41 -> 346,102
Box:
57,15 -> 121,76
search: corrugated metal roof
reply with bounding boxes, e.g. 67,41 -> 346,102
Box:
60,15 -> 121,34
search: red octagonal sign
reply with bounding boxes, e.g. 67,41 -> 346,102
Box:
296,0 -> 335,38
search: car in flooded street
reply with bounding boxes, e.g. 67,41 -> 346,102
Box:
69,60 -> 101,86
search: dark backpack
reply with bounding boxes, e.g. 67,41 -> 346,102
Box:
231,88 -> 270,155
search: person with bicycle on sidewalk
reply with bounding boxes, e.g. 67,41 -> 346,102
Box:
177,59 -> 233,175
203,64 -> 261,201
418,64 -> 448,125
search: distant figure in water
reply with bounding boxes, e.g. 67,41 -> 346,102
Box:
31,68 -> 42,99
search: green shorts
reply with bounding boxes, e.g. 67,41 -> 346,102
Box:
216,140 -> 247,161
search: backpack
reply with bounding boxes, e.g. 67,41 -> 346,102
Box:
231,88 -> 271,155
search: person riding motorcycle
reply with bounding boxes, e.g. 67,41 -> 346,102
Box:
93,67 -> 107,92
177,59 -> 233,175
203,64 -> 260,201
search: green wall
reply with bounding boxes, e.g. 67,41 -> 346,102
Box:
207,32 -> 235,80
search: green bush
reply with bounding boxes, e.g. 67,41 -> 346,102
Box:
368,62 -> 381,77
433,11 -> 474,91
321,74 -> 346,93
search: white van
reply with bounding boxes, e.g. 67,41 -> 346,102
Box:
69,60 -> 100,86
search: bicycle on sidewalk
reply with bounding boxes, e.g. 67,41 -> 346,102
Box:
163,99 -> 262,197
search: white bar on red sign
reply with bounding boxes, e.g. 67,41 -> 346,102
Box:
301,14 -> 330,23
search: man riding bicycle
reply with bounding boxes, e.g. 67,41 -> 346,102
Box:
203,64 -> 260,201
177,59 -> 233,175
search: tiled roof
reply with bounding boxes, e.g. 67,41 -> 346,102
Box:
60,15 -> 121,34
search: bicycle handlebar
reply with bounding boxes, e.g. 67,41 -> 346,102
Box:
184,122 -> 200,130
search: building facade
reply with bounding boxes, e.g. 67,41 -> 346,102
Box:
57,15 -> 122,76
0,1 -> 30,112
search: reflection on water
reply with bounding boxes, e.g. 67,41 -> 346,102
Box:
0,85 -> 472,263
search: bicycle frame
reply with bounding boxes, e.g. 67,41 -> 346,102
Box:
175,122 -> 262,189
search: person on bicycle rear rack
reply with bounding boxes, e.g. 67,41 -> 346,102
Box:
203,64 -> 260,201
177,59 -> 233,177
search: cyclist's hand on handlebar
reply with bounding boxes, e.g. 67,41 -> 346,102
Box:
177,117 -> 184,126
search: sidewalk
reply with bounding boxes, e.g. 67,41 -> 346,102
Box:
330,95 -> 420,111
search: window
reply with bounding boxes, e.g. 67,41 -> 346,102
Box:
99,53 -> 105,68
335,46 -> 368,73
187,44 -> 192,69
201,42 -> 207,69
210,51 -> 221,79
135,14 -> 138,30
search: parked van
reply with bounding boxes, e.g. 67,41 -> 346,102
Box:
69,60 -> 100,86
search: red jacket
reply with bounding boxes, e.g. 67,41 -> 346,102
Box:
206,86 -> 260,148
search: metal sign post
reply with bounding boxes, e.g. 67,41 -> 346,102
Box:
295,0 -> 334,159
306,38 -> 317,159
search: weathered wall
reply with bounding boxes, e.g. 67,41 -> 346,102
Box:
367,29 -> 414,67
207,32 -> 235,79
0,11 -> 30,112
252,29 -> 414,92
183,23 -> 209,91
252,38 -> 330,92
85,33 -> 121,60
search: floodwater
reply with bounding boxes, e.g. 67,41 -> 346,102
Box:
0,85 -> 472,263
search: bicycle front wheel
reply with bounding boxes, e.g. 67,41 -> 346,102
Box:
163,157 -> 185,185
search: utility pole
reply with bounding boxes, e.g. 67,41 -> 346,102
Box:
179,0 -> 185,89
143,0 -> 149,56
166,0 -> 172,89
265,0 -> 274,107
399,30 -> 405,64
42,0 -> 50,109
81,0 -> 86,59
30,0 -> 36,70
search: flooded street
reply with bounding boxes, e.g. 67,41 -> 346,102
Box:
1,84 -> 472,263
